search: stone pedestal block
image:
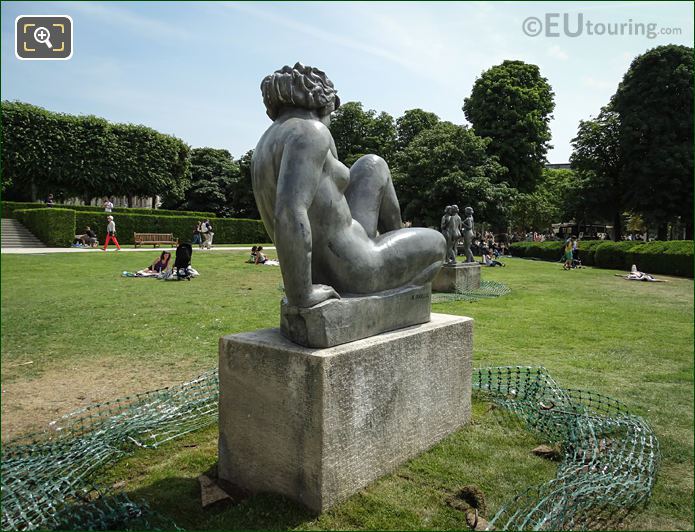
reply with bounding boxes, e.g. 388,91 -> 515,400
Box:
218,313 -> 473,513
432,263 -> 481,292
280,283 -> 432,348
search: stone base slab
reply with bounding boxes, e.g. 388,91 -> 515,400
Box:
218,313 -> 473,513
432,263 -> 481,292
280,283 -> 432,348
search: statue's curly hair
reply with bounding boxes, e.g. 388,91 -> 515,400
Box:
261,62 -> 341,120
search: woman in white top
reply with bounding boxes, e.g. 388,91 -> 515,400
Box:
103,215 -> 121,251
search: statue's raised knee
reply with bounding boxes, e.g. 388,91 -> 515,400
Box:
351,154 -> 390,178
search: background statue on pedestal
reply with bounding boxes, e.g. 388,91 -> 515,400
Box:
462,207 -> 475,263
441,205 -> 462,265
251,63 -> 446,308
440,206 -> 452,236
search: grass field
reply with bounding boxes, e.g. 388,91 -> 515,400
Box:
1,251 -> 692,530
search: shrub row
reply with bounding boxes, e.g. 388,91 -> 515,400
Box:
15,208 -> 76,247
2,201 -> 214,219
75,212 -> 269,246
510,240 -> 693,278
508,241 -> 565,262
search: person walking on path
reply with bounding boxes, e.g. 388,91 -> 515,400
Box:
204,219 -> 214,248
103,215 -> 121,251
103,197 -> 114,213
200,219 -> 214,249
192,221 -> 202,246
198,219 -> 208,249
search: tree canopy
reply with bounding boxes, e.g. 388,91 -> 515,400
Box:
611,44 -> 693,238
1,101 -> 190,205
169,147 -> 239,217
164,148 -> 259,219
509,168 -> 584,233
570,107 -> 626,240
463,60 -> 555,193
394,121 -> 513,227
233,150 -> 260,219
395,109 -> 440,151
329,102 -> 396,166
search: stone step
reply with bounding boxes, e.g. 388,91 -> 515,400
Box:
1,218 -> 46,248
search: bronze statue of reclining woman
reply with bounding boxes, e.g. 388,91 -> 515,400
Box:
252,63 -> 446,309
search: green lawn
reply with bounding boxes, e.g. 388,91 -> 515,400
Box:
1,253 -> 692,530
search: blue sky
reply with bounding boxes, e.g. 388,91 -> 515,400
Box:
2,1 -> 693,163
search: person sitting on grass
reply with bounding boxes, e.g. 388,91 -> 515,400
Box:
143,251 -> 172,273
246,246 -> 258,263
255,246 -> 268,265
76,226 -> 98,247
483,249 -> 505,267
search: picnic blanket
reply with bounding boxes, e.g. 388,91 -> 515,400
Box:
121,270 -> 158,278
121,268 -> 200,279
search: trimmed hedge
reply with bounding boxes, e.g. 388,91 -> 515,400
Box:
15,208 -> 76,247
75,212 -> 269,245
508,241 -> 564,262
510,240 -> 693,278
2,201 -> 214,219
2,202 -> 45,218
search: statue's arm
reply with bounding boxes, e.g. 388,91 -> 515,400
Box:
275,127 -> 339,307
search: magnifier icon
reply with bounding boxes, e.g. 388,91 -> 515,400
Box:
33,26 -> 53,49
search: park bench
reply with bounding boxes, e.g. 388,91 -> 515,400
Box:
133,232 -> 179,248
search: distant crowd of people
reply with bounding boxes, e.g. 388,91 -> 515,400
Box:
507,230 -> 558,243
468,231 -> 508,261
455,231 -> 508,267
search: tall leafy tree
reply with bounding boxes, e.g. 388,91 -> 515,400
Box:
463,60 -> 555,192
611,44 -> 693,239
395,109 -> 440,151
168,148 -> 260,219
328,101 -> 396,166
394,121 -> 513,227
509,168 -> 585,233
110,124 -> 190,207
178,148 -> 240,217
570,107 -> 625,240
233,149 -> 260,219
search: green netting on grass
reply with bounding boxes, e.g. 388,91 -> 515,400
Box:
1,366 -> 657,531
431,279 -> 511,303
1,371 -> 218,531
475,366 -> 659,530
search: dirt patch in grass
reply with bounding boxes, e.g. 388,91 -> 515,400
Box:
1,359 -> 198,443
